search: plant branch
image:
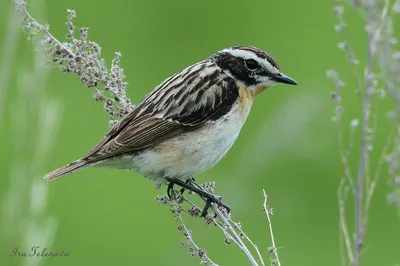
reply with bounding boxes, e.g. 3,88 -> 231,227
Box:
263,190 -> 281,266
330,0 -> 399,265
14,0 -> 133,125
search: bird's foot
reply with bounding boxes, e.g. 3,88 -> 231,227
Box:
168,177 -> 195,199
179,177 -> 196,195
166,177 -> 230,217
200,193 -> 231,217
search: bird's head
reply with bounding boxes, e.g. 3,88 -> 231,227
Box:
211,46 -> 297,96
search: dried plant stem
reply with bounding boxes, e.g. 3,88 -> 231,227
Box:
337,124 -> 356,192
192,182 -> 261,266
14,0 -> 133,124
22,6 -> 75,56
330,0 -> 400,265
263,190 -> 281,266
338,180 -> 354,265
175,205 -> 218,266
159,183 -> 279,266
365,133 -> 393,215
353,5 -> 373,264
354,117 -> 366,265
160,192 -> 260,265
211,204 -> 259,266
194,182 -> 267,266
231,221 -> 265,266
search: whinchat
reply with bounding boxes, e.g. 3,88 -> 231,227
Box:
44,46 -> 297,213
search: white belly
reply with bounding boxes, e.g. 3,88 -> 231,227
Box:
117,104 -> 251,183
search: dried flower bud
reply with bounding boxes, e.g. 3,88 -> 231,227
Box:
155,195 -> 169,205
198,248 -> 207,258
350,119 -> 359,129
333,5 -> 344,15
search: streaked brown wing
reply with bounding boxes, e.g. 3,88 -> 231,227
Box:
82,63 -> 239,163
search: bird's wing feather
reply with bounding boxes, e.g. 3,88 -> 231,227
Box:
82,63 -> 239,162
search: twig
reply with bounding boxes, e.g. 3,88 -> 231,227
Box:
330,0 -> 400,265
338,180 -> 354,265
263,190 -> 281,266
156,194 -> 217,265
363,131 -> 394,231
21,5 -> 76,56
212,217 -> 243,247
353,3 -> 376,264
14,0 -> 133,124
158,181 -> 270,266
211,204 -> 259,266
231,221 -> 266,266
327,68 -> 355,193
177,216 -> 218,266
195,182 -> 264,266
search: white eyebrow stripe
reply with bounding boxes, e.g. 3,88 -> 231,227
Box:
222,48 -> 260,61
264,61 -> 279,74
223,48 -> 279,74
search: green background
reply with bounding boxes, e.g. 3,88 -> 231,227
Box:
1,0 -> 399,265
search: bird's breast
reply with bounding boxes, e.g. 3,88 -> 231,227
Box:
129,101 -> 252,183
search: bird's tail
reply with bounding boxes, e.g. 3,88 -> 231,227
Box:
44,160 -> 89,181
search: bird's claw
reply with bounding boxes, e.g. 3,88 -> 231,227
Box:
166,177 -> 231,217
200,194 -> 231,217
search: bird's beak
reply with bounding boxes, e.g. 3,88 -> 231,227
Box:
271,72 -> 298,85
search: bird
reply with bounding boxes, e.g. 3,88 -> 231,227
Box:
44,45 -> 297,215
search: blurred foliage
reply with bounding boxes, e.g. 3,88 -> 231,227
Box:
1,0 -> 399,265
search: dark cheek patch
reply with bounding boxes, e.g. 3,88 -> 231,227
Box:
231,46 -> 280,70
214,54 -> 258,87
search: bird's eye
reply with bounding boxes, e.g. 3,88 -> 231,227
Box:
245,59 -> 260,70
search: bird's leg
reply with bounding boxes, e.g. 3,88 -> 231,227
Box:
186,178 -> 230,216
166,177 -> 230,216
